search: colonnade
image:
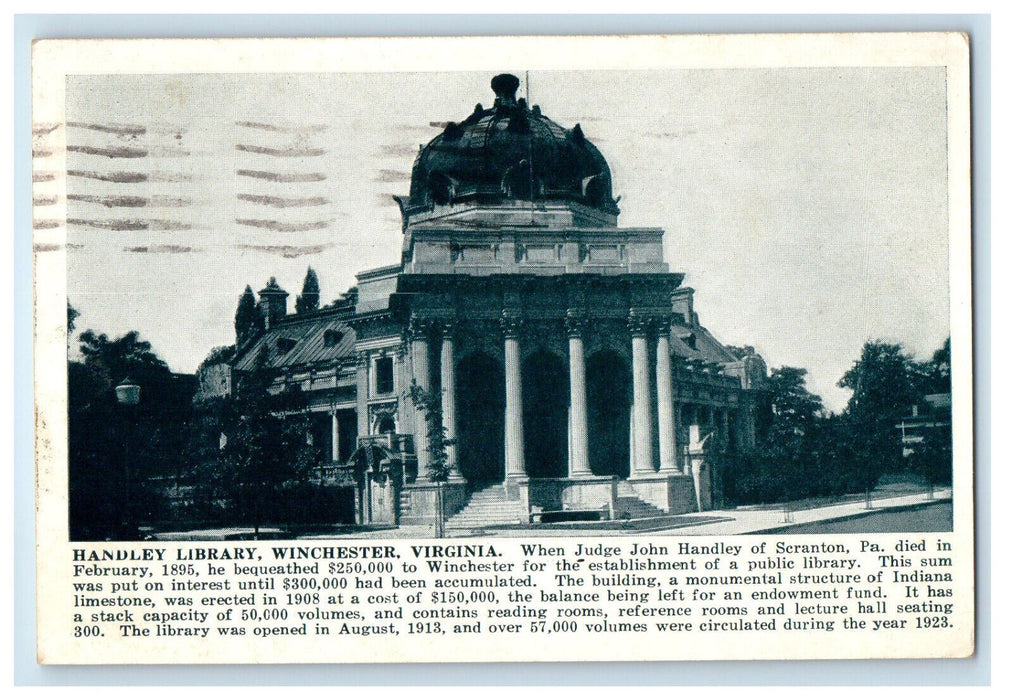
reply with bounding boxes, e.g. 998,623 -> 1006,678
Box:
406,311 -> 730,483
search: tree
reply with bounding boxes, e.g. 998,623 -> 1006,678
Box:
408,380 -> 454,536
78,329 -> 170,385
840,341 -> 920,421
220,350 -> 316,537
721,366 -> 827,505
766,367 -> 823,439
67,301 -> 80,336
919,336 -> 951,395
838,341 -> 922,494
295,267 -> 321,314
906,337 -> 953,494
69,328 -> 193,539
198,345 -> 236,371
234,285 -> 263,346
907,422 -> 953,497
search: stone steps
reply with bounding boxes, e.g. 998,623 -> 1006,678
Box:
446,484 -> 523,528
614,495 -> 667,520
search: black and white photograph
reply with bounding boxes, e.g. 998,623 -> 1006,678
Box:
47,65 -> 958,541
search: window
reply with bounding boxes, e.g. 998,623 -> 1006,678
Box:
323,329 -> 343,347
375,356 -> 394,395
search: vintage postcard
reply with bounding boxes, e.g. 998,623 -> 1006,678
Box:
33,34 -> 973,664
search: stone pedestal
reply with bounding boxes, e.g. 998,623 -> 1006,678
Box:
625,474 -> 698,515
398,480 -> 468,526
520,476 -> 618,519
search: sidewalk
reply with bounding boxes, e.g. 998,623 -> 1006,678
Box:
660,487 -> 951,536
476,487 -> 951,538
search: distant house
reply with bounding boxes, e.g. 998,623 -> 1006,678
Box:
897,393 -> 952,457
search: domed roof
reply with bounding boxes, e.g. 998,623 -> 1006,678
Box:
404,74 -> 619,217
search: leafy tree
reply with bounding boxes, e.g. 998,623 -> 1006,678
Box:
840,341 -> 921,422
905,337 -> 953,493
221,350 -> 316,537
234,285 -> 263,346
408,380 -> 455,536
766,367 -> 823,439
67,301 -> 80,337
184,394 -> 232,523
325,285 -> 358,309
69,329 -> 193,539
722,366 -> 826,505
198,344 -> 236,371
723,345 -> 754,361
295,267 -> 321,314
838,341 -> 922,491
919,337 -> 951,394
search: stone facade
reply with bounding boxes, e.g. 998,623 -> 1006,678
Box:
227,75 -> 767,528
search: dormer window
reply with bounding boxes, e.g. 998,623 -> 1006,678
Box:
276,337 -> 297,354
323,329 -> 343,347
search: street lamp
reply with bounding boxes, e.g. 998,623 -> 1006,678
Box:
115,377 -> 140,539
115,377 -> 140,406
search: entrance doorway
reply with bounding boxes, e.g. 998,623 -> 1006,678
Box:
522,349 -> 569,479
587,350 -> 631,478
456,352 -> 505,485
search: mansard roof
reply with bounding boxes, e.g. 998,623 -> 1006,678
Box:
231,312 -> 355,372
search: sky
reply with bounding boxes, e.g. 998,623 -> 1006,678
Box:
44,68 -> 951,412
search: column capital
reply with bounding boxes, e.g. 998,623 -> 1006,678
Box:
440,319 -> 459,339
653,314 -> 673,336
407,315 -> 436,341
627,311 -> 652,338
355,351 -> 370,368
565,310 -> 588,338
500,310 -> 524,339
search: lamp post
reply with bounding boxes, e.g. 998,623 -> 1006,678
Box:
115,377 -> 140,539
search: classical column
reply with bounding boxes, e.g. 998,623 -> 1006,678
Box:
629,312 -> 655,475
331,411 -> 340,462
655,316 -> 677,472
501,312 -> 526,480
409,317 -> 431,477
440,321 -> 462,480
566,311 -> 591,477
355,352 -> 369,438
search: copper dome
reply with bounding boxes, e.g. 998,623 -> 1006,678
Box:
404,74 -> 619,217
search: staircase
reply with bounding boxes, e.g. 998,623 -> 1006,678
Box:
614,481 -> 668,520
445,484 -> 525,530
